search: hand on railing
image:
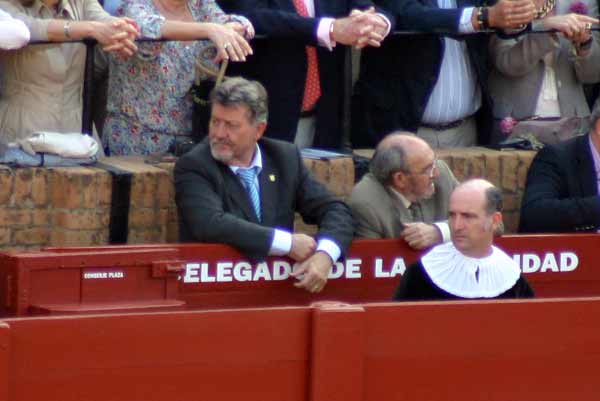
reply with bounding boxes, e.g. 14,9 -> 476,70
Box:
206,23 -> 253,62
539,13 -> 598,44
93,17 -> 140,57
288,233 -> 317,262
331,8 -> 388,49
488,0 -> 536,29
225,21 -> 255,40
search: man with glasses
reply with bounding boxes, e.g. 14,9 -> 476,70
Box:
349,132 -> 458,249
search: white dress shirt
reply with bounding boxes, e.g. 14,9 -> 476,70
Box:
421,0 -> 481,125
229,145 -> 342,262
295,0 -> 390,50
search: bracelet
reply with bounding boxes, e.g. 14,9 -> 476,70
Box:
477,7 -> 489,30
63,21 -> 72,39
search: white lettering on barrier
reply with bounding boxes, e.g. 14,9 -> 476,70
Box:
182,251 -> 580,283
83,271 -> 124,279
513,252 -> 579,273
374,258 -> 406,278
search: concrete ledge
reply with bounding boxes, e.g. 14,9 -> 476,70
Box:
0,149 -> 534,250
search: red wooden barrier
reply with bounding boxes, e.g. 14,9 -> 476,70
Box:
1,298 -> 599,401
0,234 -> 598,316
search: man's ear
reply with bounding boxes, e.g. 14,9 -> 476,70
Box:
491,211 -> 504,236
391,171 -> 408,191
255,122 -> 267,141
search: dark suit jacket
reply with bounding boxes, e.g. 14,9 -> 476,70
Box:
217,0 -> 392,149
519,134 -> 600,233
174,137 -> 354,259
352,0 -> 493,147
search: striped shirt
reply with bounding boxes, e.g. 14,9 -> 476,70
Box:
421,0 -> 481,125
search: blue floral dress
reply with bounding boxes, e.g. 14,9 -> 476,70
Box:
104,0 -> 247,155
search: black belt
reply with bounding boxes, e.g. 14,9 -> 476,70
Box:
300,109 -> 316,118
421,116 -> 470,131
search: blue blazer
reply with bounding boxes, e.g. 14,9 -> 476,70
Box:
174,137 -> 354,260
218,0 -> 394,149
352,0 -> 493,147
519,134 -> 600,233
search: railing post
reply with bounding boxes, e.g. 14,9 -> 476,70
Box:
309,302 -> 366,401
81,39 -> 95,136
0,322 -> 10,401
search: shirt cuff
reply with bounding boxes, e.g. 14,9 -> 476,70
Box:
459,7 -> 475,34
269,229 -> 292,256
317,17 -> 335,50
316,238 -> 341,263
433,222 -> 451,243
376,13 -> 392,37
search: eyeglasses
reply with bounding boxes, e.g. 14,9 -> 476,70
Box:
409,157 -> 438,179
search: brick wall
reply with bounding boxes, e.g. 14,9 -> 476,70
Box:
0,149 -> 535,251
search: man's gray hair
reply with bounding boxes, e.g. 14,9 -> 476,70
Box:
484,186 -> 503,215
369,136 -> 410,185
210,77 -> 268,124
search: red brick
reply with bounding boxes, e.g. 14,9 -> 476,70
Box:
131,173 -> 158,208
0,228 -> 11,245
500,154 -> 520,192
0,209 -> 32,226
129,208 -> 157,229
12,168 -> 32,205
0,169 -> 13,205
13,227 -> 50,245
53,210 -> 106,230
50,230 -> 107,247
31,168 -> 49,206
32,209 -> 50,226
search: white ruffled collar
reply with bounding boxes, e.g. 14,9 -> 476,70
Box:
421,242 -> 521,299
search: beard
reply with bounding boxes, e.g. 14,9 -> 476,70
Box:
210,139 -> 234,163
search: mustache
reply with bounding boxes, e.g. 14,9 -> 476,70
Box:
210,138 -> 233,147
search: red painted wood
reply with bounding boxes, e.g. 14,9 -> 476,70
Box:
0,322 -> 9,401
3,308 -> 312,401
1,235 -> 600,316
309,303 -> 366,401
1,298 -> 600,401
362,298 -> 600,401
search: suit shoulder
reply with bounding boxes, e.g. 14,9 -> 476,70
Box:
350,173 -> 391,205
174,141 -> 215,174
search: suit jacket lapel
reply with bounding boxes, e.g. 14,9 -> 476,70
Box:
576,134 -> 597,197
258,150 -> 279,227
221,165 -> 259,223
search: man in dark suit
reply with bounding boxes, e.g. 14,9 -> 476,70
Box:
175,77 -> 353,293
519,107 -> 600,233
217,0 -> 392,150
353,0 -> 536,148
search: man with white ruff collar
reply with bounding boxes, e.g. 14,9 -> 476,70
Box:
393,179 -> 534,301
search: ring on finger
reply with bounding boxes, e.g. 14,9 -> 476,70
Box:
223,42 -> 232,49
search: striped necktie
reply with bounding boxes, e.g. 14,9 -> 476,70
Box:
237,167 -> 261,221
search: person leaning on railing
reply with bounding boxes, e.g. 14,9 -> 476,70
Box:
0,8 -> 30,49
0,0 -> 138,146
488,0 -> 600,146
353,0 -> 539,149
102,0 -> 253,156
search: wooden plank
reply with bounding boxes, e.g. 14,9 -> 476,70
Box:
362,298 -> 600,401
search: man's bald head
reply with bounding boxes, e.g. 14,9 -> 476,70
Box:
449,179 -> 503,258
452,179 -> 503,216
370,132 -> 433,185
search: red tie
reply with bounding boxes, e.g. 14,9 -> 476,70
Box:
292,0 -> 321,112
